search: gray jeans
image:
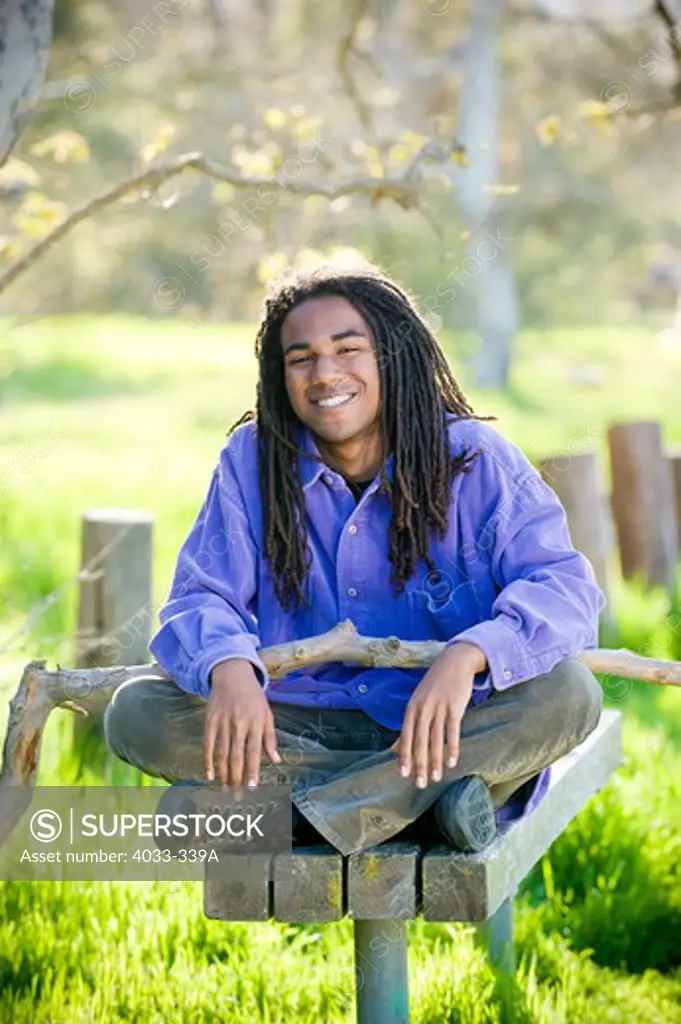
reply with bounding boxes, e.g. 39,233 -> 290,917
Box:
103,658 -> 602,855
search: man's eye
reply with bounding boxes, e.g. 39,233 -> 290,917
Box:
340,347 -> 360,354
289,356 -> 311,365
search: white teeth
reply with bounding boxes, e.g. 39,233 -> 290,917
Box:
316,393 -> 355,408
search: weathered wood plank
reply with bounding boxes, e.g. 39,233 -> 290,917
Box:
203,854 -> 272,921
539,452 -> 613,621
76,510 -> 154,669
273,845 -> 344,922
609,421 -> 678,591
347,842 -> 419,920
422,710 -> 622,921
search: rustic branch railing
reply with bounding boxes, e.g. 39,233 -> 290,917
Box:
2,617 -> 680,788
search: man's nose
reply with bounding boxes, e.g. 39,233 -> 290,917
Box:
311,352 -> 344,383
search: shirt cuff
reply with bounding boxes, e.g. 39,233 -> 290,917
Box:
447,618 -> 568,690
195,641 -> 269,698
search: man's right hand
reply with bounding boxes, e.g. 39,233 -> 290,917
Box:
204,658 -> 281,786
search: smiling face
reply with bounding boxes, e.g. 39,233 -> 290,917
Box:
280,295 -> 383,468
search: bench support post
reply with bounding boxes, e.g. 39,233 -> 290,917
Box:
353,918 -> 409,1024
477,895 -> 515,973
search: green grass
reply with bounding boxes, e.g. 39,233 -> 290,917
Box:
0,317 -> 680,1021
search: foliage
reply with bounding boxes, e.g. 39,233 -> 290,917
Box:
1,1 -> 681,334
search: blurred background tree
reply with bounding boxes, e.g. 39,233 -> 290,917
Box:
2,0 -> 681,387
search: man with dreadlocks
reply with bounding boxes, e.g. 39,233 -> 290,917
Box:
104,262 -> 604,856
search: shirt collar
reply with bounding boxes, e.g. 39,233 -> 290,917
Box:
294,423 -> 394,492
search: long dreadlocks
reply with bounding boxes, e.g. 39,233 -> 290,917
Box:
228,263 -> 494,615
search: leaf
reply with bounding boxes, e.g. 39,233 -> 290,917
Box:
400,130 -> 429,149
388,143 -> 411,165
290,115 -> 322,142
388,132 -> 427,166
361,144 -> 384,178
31,131 -> 90,164
579,100 -> 615,133
0,159 -> 41,188
263,107 -> 287,130
141,124 -> 177,164
13,192 -> 67,239
256,252 -> 289,284
482,184 -> 520,196
450,145 -> 468,167
0,239 -> 24,262
535,115 -> 562,146
233,149 -> 277,177
212,182 -> 236,204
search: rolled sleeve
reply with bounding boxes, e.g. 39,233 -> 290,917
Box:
149,446 -> 267,700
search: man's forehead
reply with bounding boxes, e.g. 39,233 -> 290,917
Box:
281,296 -> 366,337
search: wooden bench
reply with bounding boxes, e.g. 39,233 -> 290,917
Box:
1,658 -> 623,1023
203,710 -> 622,1024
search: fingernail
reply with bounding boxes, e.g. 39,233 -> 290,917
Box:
431,769 -> 441,782
273,752 -> 281,763
206,771 -> 214,781
400,765 -> 410,778
447,757 -> 457,768
416,776 -> 426,789
247,779 -> 257,788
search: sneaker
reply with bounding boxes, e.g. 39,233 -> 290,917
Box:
433,776 -> 496,853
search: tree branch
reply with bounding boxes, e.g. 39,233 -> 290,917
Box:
0,149 -> 428,298
2,619 -> 680,787
653,0 -> 681,101
336,0 -> 382,133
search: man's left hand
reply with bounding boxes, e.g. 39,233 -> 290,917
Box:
389,641 -> 487,788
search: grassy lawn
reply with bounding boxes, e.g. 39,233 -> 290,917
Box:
0,317 -> 680,1021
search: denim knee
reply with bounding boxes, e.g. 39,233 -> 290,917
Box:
103,677 -> 156,758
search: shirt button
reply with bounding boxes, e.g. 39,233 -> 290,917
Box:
357,683 -> 368,694
347,587 -> 358,597
503,669 -> 512,681
348,524 -> 358,535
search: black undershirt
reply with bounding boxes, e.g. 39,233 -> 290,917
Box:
344,477 -> 373,502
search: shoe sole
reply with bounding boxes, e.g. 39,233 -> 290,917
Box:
434,776 -> 496,853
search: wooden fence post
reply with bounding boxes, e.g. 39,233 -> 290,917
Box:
75,509 -> 154,670
608,422 -> 678,592
539,452 -> 613,622
72,509 -> 153,759
669,446 -> 681,554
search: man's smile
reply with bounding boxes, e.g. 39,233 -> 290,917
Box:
310,391 -> 360,410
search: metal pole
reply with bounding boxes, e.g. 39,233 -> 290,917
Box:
477,896 -> 515,974
354,918 -> 410,1024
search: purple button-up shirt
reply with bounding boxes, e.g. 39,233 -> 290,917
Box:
149,414 -> 604,822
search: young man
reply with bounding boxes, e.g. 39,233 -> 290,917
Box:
104,263 -> 604,856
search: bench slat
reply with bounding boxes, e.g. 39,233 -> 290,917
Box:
347,842 -> 420,920
422,709 -> 622,921
204,854 -> 272,921
273,845 -> 344,922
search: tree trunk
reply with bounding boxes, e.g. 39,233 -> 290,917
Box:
0,0 -> 54,168
456,0 -> 518,390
